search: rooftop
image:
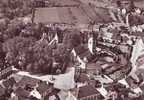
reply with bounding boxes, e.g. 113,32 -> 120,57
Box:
78,85 -> 99,99
0,85 -> 5,96
34,5 -> 114,25
37,81 -> 50,94
34,7 -> 90,25
15,87 -> 30,97
48,0 -> 80,7
2,77 -> 16,88
16,76 -> 40,88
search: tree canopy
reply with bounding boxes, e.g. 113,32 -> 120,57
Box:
3,36 -> 36,67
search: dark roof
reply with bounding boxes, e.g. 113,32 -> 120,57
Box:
106,65 -> 126,80
78,85 -> 99,99
15,87 -> 30,97
80,4 -> 114,24
79,50 -> 93,60
74,44 -> 88,56
16,76 -> 40,88
48,88 -> 60,96
2,77 -> 16,88
125,76 -> 136,87
78,73 -> 90,82
0,85 -> 5,96
37,82 -> 50,94
74,44 -> 93,60
87,63 -> 103,70
86,61 -> 110,72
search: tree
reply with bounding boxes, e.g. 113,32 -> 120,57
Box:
28,38 -> 53,74
3,36 -> 36,68
53,44 -> 71,73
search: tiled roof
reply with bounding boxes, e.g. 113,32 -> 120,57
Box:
16,76 -> 40,88
15,87 -> 30,97
78,73 -> 89,82
78,85 -> 99,99
87,63 -> 103,70
80,4 -> 114,23
34,5 -> 113,25
34,7 -> 62,24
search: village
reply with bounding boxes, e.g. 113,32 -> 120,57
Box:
0,0 -> 144,100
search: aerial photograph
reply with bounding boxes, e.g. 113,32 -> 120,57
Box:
0,0 -> 144,100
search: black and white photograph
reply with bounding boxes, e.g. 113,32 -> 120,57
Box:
0,0 -> 144,100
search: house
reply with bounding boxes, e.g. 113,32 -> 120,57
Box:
36,81 -> 51,98
79,4 -> 114,24
2,77 -> 16,89
75,85 -> 103,100
16,76 -> 40,88
74,44 -> 93,61
0,66 -> 14,79
15,87 -> 30,100
76,73 -> 90,83
15,76 -> 56,99
34,7 -> 90,25
34,5 -> 113,27
0,85 -> 6,98
86,62 -> 103,75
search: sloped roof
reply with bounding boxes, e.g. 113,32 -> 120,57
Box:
79,3 -> 114,23
34,7 -> 62,24
15,87 -> 30,97
34,7 -> 90,25
135,0 -> 144,8
49,0 -> 80,7
78,85 -> 99,99
78,73 -> 90,82
74,44 -> 88,55
34,5 -> 113,25
16,76 -> 40,87
87,63 -> 103,70
37,82 -> 50,94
